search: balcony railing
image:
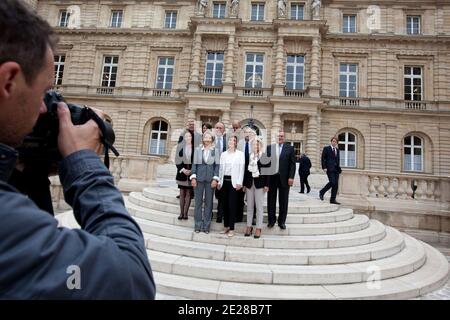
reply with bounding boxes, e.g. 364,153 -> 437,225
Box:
96,87 -> 115,95
151,89 -> 172,97
201,85 -> 223,94
284,89 -> 306,97
405,101 -> 427,110
339,97 -> 360,107
236,87 -> 272,97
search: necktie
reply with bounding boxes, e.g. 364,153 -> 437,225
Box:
245,141 -> 249,155
333,147 -> 337,156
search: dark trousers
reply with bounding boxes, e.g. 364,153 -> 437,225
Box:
215,188 -> 223,220
222,179 -> 238,230
236,188 -> 245,222
267,174 -> 290,226
299,173 -> 310,193
320,171 -> 340,201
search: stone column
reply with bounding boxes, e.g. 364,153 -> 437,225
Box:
306,114 -> 319,171
222,110 -> 230,128
223,34 -> 235,93
271,112 -> 282,143
188,33 -> 203,92
274,36 -> 285,96
309,36 -> 321,97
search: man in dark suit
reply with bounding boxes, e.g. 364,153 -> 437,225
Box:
298,153 -> 312,193
319,136 -> 342,205
214,121 -> 227,223
264,131 -> 296,229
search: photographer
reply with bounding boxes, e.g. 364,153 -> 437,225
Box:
0,0 -> 155,299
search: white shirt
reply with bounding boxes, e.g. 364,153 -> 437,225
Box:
218,149 -> 245,188
222,150 -> 238,176
202,145 -> 211,163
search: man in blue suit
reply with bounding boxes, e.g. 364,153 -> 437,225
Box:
319,136 -> 342,205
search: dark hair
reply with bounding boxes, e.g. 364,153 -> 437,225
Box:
202,122 -> 212,130
229,135 -> 238,148
331,136 -> 338,143
0,0 -> 58,85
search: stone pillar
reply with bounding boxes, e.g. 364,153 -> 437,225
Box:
309,36 -> 321,98
222,109 -> 230,128
188,33 -> 202,92
271,112 -> 282,143
273,36 -> 285,96
223,34 -> 235,93
306,114 -> 319,171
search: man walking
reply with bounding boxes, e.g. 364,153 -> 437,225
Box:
298,153 -> 312,193
319,136 -> 342,204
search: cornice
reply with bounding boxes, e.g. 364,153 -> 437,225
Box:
325,33 -> 450,43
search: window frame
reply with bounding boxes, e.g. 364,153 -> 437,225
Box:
251,2 -> 265,21
149,120 -> 169,155
58,10 -> 70,27
343,14 -> 357,33
290,2 -> 304,20
404,66 -> 423,101
212,2 -> 227,18
339,63 -> 358,98
403,135 -> 424,172
54,55 -> 66,86
164,10 -> 177,29
110,10 -> 123,28
285,54 -> 305,90
101,55 -> 119,88
406,15 -> 421,35
244,53 -> 264,88
155,57 -> 175,89
204,52 -> 224,87
338,132 -> 357,168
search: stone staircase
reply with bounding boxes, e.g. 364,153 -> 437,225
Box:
126,185 -> 450,299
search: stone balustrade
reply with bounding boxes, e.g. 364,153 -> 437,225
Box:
339,169 -> 450,204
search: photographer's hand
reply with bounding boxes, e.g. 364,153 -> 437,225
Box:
57,102 -> 103,157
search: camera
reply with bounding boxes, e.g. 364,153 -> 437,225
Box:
16,90 -> 119,167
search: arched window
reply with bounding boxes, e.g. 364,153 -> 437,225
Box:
403,135 -> 423,171
149,120 -> 168,155
338,132 -> 356,168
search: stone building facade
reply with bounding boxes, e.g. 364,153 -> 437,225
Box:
25,0 -> 450,182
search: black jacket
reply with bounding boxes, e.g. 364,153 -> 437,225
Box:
321,145 -> 342,174
298,155 -> 312,176
243,155 -> 270,189
175,142 -> 194,182
265,144 -> 296,188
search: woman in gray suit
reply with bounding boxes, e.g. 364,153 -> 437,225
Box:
190,131 -> 220,233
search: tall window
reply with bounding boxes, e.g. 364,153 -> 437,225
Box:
54,55 -> 65,86
339,63 -> 358,97
165,11 -> 177,29
245,53 -> 264,88
156,57 -> 174,89
212,2 -> 226,18
407,16 -> 421,35
58,10 -> 70,27
343,15 -> 356,33
149,120 -> 169,155
204,52 -> 224,86
290,3 -> 304,20
338,132 -> 356,168
285,55 -> 304,90
110,10 -> 123,28
404,66 -> 423,101
251,3 -> 265,21
403,135 -> 423,171
101,56 -> 119,87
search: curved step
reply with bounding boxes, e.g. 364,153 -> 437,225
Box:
126,199 -> 354,225
144,226 -> 404,265
152,242 -> 449,299
135,216 -> 387,249
135,189 -> 339,214
147,233 -> 421,285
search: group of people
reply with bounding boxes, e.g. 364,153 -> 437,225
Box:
175,120 -> 299,239
175,120 -> 344,239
